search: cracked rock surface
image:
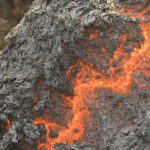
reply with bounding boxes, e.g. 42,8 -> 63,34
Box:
0,0 -> 150,150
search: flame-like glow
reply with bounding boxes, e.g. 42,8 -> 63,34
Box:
33,96 -> 39,104
34,4 -> 150,150
6,119 -> 10,129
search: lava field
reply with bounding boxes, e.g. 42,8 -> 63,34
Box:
0,0 -> 150,150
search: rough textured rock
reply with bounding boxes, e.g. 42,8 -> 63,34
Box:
0,0 -> 150,150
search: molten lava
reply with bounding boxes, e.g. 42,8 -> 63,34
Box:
6,119 -> 10,130
34,3 -> 150,150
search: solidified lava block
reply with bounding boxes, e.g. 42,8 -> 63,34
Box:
0,0 -> 150,150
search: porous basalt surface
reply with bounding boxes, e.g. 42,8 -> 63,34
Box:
0,0 -> 150,150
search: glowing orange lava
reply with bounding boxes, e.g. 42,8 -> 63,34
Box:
34,4 -> 150,150
33,96 -> 39,104
6,118 -> 10,129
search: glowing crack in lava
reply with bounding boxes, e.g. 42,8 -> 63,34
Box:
6,119 -> 10,130
34,5 -> 150,150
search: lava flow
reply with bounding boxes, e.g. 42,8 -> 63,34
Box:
34,4 -> 150,150
6,118 -> 10,130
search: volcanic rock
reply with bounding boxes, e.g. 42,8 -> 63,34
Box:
0,0 -> 150,150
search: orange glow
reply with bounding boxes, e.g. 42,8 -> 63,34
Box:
34,4 -> 150,150
34,102 -> 89,150
89,34 -> 95,40
118,102 -> 123,107
33,96 -> 39,104
6,119 -> 10,129
115,3 -> 149,18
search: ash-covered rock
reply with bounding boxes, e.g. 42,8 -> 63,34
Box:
0,0 -> 150,150
53,142 -> 96,150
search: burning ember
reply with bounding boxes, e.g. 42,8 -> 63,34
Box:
0,0 -> 150,150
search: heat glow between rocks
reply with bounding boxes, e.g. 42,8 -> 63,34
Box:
33,4 -> 150,150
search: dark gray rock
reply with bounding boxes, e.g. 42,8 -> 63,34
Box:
0,0 -> 150,150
